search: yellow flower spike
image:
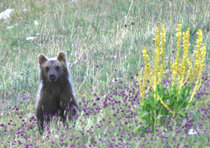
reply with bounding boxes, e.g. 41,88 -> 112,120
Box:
192,29 -> 203,79
199,44 -> 206,75
142,47 -> 153,97
153,27 -> 160,92
180,28 -> 190,88
200,45 -> 206,67
183,54 -> 193,85
161,24 -> 166,50
172,24 -> 182,86
187,34 -> 206,109
171,62 -> 177,86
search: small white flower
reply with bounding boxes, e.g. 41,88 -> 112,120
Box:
34,20 -> 39,26
26,37 -> 36,40
22,8 -> 27,12
188,129 -> 197,135
54,134 -> 59,139
111,55 -> 117,59
0,9 -> 14,20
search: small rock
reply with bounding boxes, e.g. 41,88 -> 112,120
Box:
0,9 -> 14,20
7,23 -> 18,29
26,37 -> 36,41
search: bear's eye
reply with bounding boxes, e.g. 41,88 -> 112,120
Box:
55,66 -> 60,71
45,66 -> 49,72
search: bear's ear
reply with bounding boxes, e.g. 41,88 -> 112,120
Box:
57,51 -> 66,64
38,54 -> 48,65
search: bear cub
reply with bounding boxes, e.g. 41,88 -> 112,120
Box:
36,51 -> 78,133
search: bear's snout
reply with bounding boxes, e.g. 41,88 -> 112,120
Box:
49,74 -> 56,81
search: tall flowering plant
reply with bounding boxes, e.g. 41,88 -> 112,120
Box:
139,24 -> 206,129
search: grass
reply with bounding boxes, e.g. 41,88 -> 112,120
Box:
0,0 -> 209,147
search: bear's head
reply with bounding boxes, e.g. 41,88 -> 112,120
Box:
38,51 -> 67,82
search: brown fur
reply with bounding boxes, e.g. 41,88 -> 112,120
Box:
36,51 -> 78,133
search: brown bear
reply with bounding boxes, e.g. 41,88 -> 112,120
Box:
36,51 -> 78,133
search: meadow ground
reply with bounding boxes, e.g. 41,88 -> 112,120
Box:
0,0 -> 209,147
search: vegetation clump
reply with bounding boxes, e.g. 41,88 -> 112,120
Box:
139,24 -> 206,129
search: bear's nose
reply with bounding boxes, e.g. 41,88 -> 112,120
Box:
49,74 -> 56,81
